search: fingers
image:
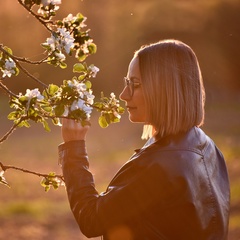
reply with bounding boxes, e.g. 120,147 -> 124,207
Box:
62,118 -> 90,129
61,118 -> 90,142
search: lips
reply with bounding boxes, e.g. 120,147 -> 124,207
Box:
126,106 -> 137,111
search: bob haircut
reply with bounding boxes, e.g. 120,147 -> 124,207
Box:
134,39 -> 205,139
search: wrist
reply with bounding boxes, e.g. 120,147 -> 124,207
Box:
58,140 -> 87,167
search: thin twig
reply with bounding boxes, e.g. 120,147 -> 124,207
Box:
0,44 -> 48,88
0,161 -> 64,181
17,0 -> 53,33
0,81 -> 18,98
0,123 -> 20,144
10,54 -> 49,65
16,60 -> 48,88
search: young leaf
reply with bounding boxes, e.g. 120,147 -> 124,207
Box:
59,62 -> 67,69
85,80 -> 92,89
42,120 -> 51,132
8,111 -> 17,120
98,115 -> 108,128
73,63 -> 85,73
88,43 -> 97,54
48,84 -> 59,95
54,104 -> 65,116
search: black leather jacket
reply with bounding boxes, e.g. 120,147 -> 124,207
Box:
59,127 -> 230,240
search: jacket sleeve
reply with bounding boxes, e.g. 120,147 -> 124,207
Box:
58,140 -> 161,238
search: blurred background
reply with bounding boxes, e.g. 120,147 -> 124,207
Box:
0,0 -> 239,239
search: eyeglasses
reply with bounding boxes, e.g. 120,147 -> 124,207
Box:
123,77 -> 141,97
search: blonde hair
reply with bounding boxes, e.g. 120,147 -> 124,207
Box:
134,39 -> 205,139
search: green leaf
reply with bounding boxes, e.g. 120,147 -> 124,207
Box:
73,63 -> 86,73
59,61 -> 67,69
54,104 -> 65,116
76,13 -> 85,22
78,74 -> 87,81
41,43 -> 51,51
118,106 -> 125,114
85,80 -> 92,89
77,53 -> 87,62
18,120 -> 30,128
88,43 -> 97,54
3,46 -> 13,55
93,102 -> 104,111
41,177 -> 50,192
40,172 -> 61,192
52,118 -> 60,126
18,95 -> 29,104
8,111 -> 17,120
42,105 -> 52,112
48,84 -> 59,95
42,120 -> 51,132
14,67 -> 20,76
98,115 -> 108,128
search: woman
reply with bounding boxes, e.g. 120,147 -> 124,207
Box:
59,39 -> 230,240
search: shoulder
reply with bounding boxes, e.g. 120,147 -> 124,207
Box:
132,127 -> 213,175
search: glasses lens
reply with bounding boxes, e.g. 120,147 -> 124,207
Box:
124,77 -> 133,96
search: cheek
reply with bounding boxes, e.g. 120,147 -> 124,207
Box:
136,96 -> 148,120
140,100 -> 148,118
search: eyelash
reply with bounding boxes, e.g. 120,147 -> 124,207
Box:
133,83 -> 141,88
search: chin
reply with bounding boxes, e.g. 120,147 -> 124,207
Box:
128,115 -> 144,123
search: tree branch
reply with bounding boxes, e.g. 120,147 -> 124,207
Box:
17,0 -> 53,33
0,44 -> 48,88
0,161 -> 64,181
0,81 -> 18,98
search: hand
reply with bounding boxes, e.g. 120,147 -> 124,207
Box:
61,118 -> 90,142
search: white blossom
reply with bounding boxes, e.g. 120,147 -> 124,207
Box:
1,58 -> 16,78
89,65 -> 100,78
70,99 -> 93,118
70,99 -> 84,111
62,106 -> 69,117
80,17 -> 87,28
110,92 -> 116,98
55,52 -> 66,60
85,91 -> 95,105
46,36 -> 56,51
5,59 -> 16,69
63,14 -> 87,28
113,110 -> 121,119
41,0 -> 61,7
2,69 -> 13,78
82,104 -> 93,118
44,28 -> 75,55
64,14 -> 76,22
81,39 -> 93,54
62,80 -> 95,119
57,28 -> 75,54
25,88 -> 44,101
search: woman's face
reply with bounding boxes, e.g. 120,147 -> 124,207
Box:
119,57 -> 148,123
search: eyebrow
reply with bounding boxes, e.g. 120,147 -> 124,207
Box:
129,76 -> 140,82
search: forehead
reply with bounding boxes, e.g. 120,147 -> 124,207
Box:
128,57 -> 141,79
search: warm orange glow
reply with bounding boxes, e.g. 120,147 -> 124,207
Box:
107,225 -> 134,240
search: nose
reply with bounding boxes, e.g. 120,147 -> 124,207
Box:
119,86 -> 131,102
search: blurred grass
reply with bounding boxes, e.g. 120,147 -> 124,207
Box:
0,94 -> 239,239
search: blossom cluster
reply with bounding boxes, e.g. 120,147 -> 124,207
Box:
109,92 -> 122,119
24,88 -> 44,109
37,0 -> 62,18
62,79 -> 95,119
1,58 -> 17,78
2,1 -> 122,133
43,27 -> 75,64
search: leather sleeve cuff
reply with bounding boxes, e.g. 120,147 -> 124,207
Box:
58,140 -> 88,167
